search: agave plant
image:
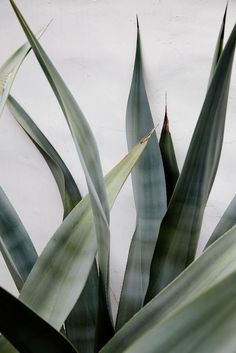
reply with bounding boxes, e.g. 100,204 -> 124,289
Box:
0,1 -> 236,352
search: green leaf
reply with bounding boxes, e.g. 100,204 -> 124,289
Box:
205,194 -> 236,248
159,95 -> 179,203
145,22 -> 236,300
0,287 -> 77,353
9,2 -> 113,343
7,95 -> 82,218
65,262 -> 98,353
0,137 -> 149,353
106,271 -> 236,353
7,95 -> 98,352
0,187 -> 37,291
116,20 -> 166,329
208,3 -> 228,87
100,224 -> 236,353
0,23 -> 49,118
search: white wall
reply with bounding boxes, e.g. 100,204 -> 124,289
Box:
0,0 -> 235,306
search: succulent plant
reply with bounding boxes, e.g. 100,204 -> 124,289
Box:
0,1 -> 235,353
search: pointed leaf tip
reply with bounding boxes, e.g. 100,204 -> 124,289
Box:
136,15 -> 139,29
140,126 -> 157,144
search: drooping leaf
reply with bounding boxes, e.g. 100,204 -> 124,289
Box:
9,2 -> 113,344
145,22 -> 236,300
205,194 -> 236,248
208,3 -> 228,87
159,94 -> 179,203
101,224 -> 236,353
116,19 -> 166,329
0,187 -> 37,291
0,23 -> 50,117
0,287 -> 77,353
104,271 -> 236,353
7,95 -> 82,218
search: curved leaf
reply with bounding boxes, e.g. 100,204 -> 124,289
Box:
0,187 -> 37,291
116,19 -> 166,329
101,225 -> 236,353
0,287 -> 77,353
9,2 -> 113,344
145,22 -> 236,300
205,194 -> 236,248
7,95 -> 82,218
0,24 -> 49,117
159,96 -> 179,203
111,271 -> 236,353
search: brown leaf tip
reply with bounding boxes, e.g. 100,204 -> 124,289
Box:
140,126 -> 157,144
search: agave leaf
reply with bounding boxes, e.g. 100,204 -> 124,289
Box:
9,2 -> 113,343
208,3 -> 228,87
0,187 -> 37,291
159,95 -> 179,203
10,138 -> 148,328
7,94 -> 98,352
65,262 -> 98,353
7,95 -> 82,218
101,224 -> 236,353
104,271 -> 236,353
0,287 -> 77,353
205,194 -> 236,248
116,20 -> 166,329
0,137 -> 149,353
0,24 -> 50,118
145,23 -> 236,300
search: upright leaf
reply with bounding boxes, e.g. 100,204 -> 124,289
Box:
159,94 -> 179,203
145,23 -> 236,301
101,225 -> 236,353
0,287 -> 77,353
205,194 -> 236,248
0,187 -> 37,291
116,19 -> 166,329
208,3 -> 228,87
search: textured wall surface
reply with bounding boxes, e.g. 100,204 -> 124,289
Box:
0,0 -> 235,304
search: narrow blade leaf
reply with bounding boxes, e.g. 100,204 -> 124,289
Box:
205,194 -> 236,248
145,23 -> 236,300
159,96 -> 179,203
116,19 -> 167,330
0,287 -> 77,353
0,187 -> 37,291
101,225 -> 236,353
208,3 -> 228,87
7,95 -> 82,218
9,2 -> 113,342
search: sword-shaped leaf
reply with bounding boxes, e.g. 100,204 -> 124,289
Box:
145,22 -> 236,300
0,287 -> 77,353
159,94 -> 179,203
0,136 -> 149,353
0,187 -> 37,291
100,225 -> 236,353
104,270 -> 236,353
205,194 -> 236,248
208,3 -> 228,87
7,95 -> 82,218
7,94 -> 97,352
9,2 -> 113,343
0,23 -> 50,118
116,19 -> 166,330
